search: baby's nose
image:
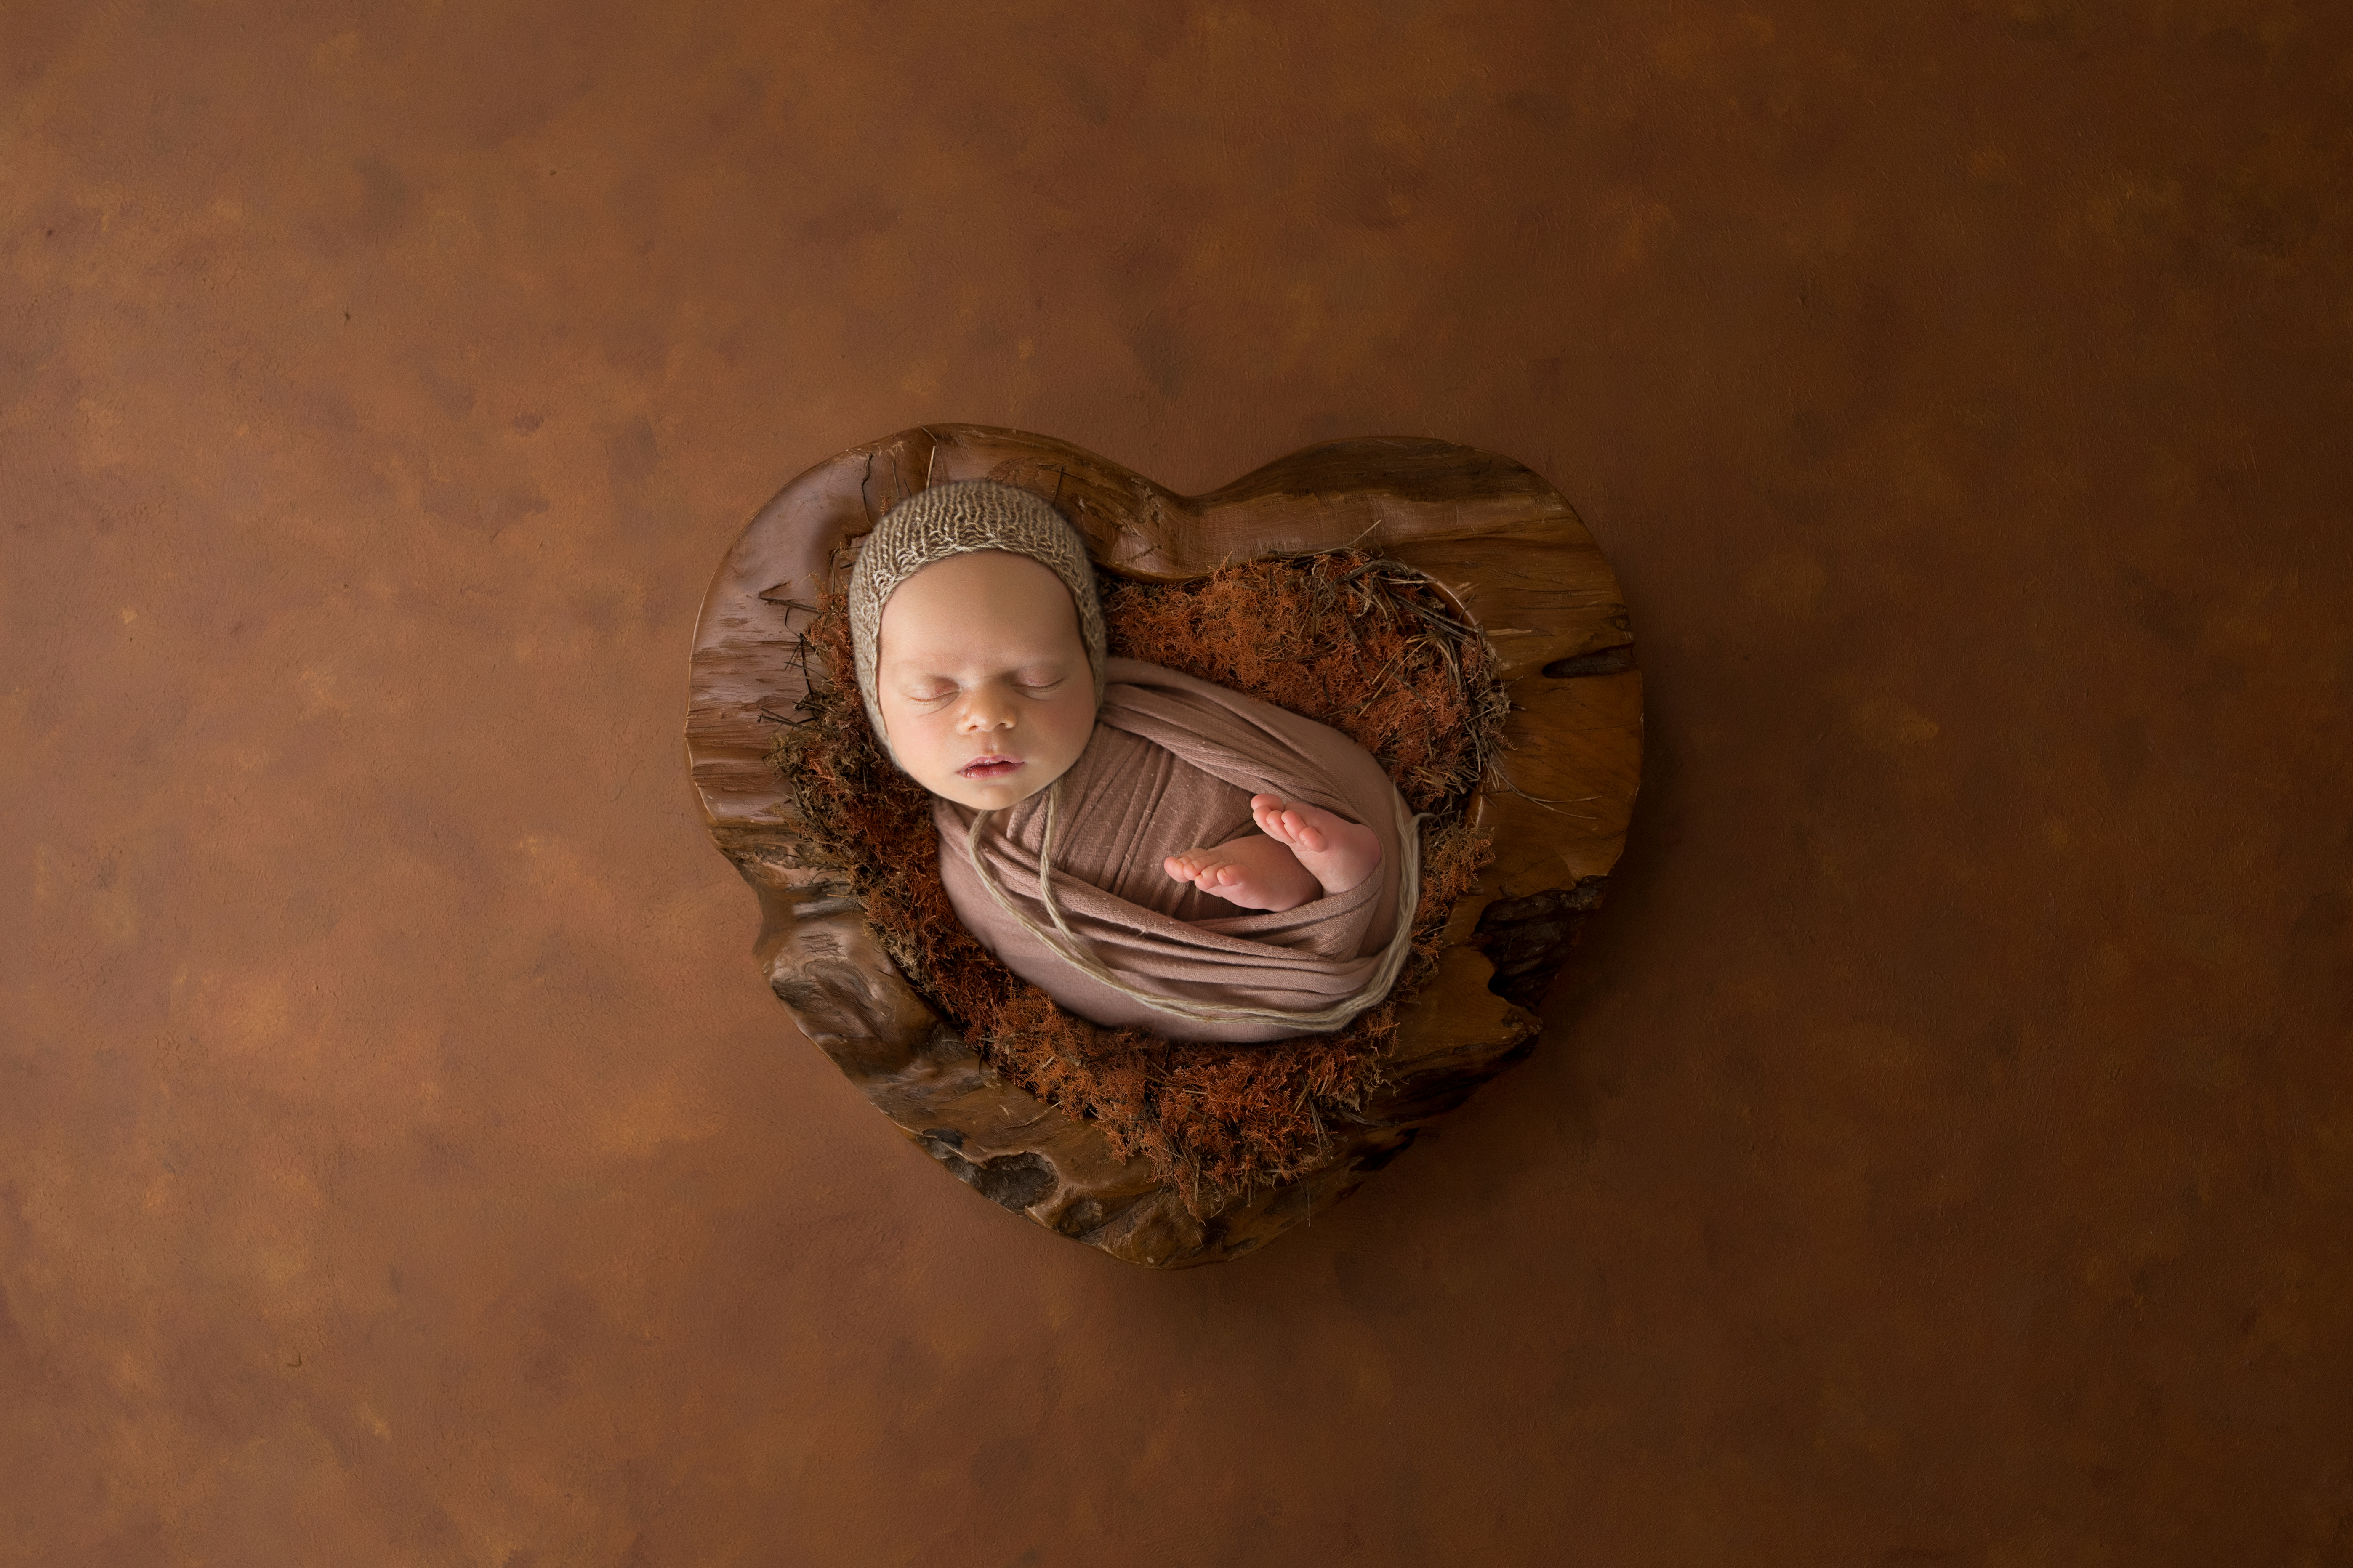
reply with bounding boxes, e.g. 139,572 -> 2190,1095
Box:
960,692 -> 1017,730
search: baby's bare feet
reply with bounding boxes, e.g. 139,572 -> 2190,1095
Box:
1250,794 -> 1380,897
1163,834 -> 1322,913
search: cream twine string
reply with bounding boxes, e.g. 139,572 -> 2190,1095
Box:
965,779 -> 1426,1032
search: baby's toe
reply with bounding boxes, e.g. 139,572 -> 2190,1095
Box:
1170,849 -> 1237,889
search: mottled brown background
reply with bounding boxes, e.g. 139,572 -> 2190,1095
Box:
3,0 -> 2348,1563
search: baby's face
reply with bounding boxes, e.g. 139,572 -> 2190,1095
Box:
875,550 -> 1099,811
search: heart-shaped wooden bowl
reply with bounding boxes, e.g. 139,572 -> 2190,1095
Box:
686,425 -> 1641,1267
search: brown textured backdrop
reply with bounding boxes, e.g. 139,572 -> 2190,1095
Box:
4,1 -> 2350,1563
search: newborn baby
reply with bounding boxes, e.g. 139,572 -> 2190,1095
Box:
849,479 -> 1419,1043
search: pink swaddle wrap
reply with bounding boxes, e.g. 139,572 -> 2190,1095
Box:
935,657 -> 1416,1043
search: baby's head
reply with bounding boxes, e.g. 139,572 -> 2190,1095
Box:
848,480 -> 1106,811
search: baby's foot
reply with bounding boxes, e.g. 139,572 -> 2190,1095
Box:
1163,834 -> 1322,913
1250,795 -> 1381,897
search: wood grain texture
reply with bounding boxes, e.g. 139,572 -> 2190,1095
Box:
686,425 -> 1643,1266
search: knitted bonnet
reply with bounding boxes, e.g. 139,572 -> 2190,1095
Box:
847,478 -> 1108,755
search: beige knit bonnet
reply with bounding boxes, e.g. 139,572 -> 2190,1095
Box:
848,479 -> 1108,756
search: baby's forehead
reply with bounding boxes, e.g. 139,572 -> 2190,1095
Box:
885,550 -> 1076,613
878,551 -> 1088,654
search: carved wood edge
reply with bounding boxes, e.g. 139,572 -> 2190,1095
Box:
689,426 -> 1642,1267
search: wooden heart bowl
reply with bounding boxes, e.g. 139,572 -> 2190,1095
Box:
686,425 -> 1641,1267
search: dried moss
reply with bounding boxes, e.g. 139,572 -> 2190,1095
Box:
769,551 -> 1507,1210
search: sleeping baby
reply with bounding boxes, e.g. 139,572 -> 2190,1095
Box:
848,479 -> 1420,1043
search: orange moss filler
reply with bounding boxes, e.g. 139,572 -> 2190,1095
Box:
772,550 -> 1507,1207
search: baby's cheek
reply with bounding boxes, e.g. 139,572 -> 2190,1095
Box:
1034,706 -> 1095,780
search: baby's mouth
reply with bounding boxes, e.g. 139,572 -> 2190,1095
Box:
959,755 -> 1022,781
